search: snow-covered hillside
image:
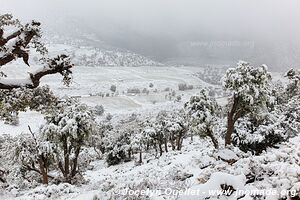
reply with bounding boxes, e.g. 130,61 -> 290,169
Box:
2,122 -> 300,200
30,43 -> 162,67
1,62 -> 299,200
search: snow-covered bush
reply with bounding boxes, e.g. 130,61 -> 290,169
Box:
142,88 -> 150,95
271,80 -> 286,106
162,110 -> 188,151
0,86 -> 58,125
0,135 -> 21,185
106,113 -> 113,121
102,114 -> 145,165
40,98 -> 97,183
90,121 -> 113,158
175,95 -> 182,102
185,89 -> 220,148
144,110 -> 188,156
196,66 -> 227,85
23,183 -> 78,200
285,68 -> 300,98
241,137 -> 300,199
127,88 -> 141,94
232,114 -> 287,155
110,84 -> 117,92
178,83 -> 193,91
94,105 -> 104,116
16,132 -> 54,185
104,130 -> 132,166
281,96 -> 300,133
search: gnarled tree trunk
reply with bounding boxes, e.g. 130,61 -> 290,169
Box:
225,95 -> 242,146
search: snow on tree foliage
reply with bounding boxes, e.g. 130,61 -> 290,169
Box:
230,66 -> 300,154
93,105 -> 105,116
275,68 -> 300,136
162,110 -> 188,151
285,68 -> 300,98
143,110 -> 187,156
185,89 -> 220,148
0,13 -> 73,90
16,129 -> 54,185
103,130 -> 132,166
89,120 -> 113,157
232,114 -> 288,155
40,98 -> 97,183
100,110 -> 188,166
222,61 -> 273,146
0,13 -> 74,126
0,86 -> 58,125
1,14 -> 300,198
223,61 -> 272,107
15,99 -> 98,184
102,113 -> 144,166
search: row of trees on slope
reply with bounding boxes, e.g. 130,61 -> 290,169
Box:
98,62 -> 300,167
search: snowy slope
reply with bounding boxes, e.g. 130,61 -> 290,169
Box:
2,134 -> 299,200
38,44 -> 163,67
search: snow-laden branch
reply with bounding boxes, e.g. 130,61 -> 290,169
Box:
0,21 -> 41,65
0,14 -> 73,90
0,54 -> 73,89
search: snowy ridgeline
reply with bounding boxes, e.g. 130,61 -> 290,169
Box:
29,43 -> 163,67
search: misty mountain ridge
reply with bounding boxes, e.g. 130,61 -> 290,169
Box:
38,16 -> 300,70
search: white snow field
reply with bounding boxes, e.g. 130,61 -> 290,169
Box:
0,65 -> 213,135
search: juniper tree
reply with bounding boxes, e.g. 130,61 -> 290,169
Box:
0,14 -> 73,123
285,68 -> 300,99
222,61 -> 272,146
40,99 -> 97,183
163,110 -> 187,151
143,110 -> 187,156
16,127 -> 54,184
0,14 -> 73,89
185,89 -> 220,148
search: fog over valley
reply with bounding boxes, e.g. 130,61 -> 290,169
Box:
1,0 -> 300,70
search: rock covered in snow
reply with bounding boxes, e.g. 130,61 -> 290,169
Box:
217,149 -> 239,163
179,172 -> 246,199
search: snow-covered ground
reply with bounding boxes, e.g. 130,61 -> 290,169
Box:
1,63 -> 296,200
2,132 -> 300,200
0,65 -> 213,135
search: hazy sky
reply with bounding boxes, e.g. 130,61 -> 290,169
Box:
1,0 -> 300,68
1,0 -> 299,36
